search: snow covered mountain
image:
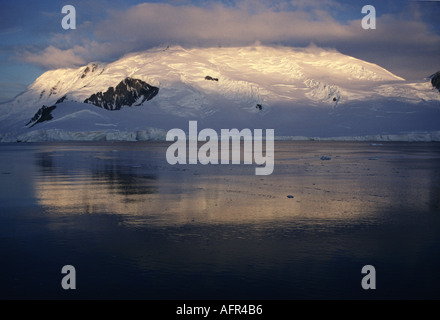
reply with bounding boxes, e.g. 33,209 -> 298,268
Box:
1,45 -> 439,142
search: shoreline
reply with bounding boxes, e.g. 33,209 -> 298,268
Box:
1,129 -> 440,143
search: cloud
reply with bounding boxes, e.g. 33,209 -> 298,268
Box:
13,0 -> 440,79
93,2 -> 350,47
18,46 -> 86,69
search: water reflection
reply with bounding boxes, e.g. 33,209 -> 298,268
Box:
34,148 -> 158,215
1,142 -> 440,299
33,142 -> 440,226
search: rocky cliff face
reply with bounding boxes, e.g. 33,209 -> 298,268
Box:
24,77 -> 159,128
84,77 -> 159,110
26,105 -> 57,128
432,71 -> 440,92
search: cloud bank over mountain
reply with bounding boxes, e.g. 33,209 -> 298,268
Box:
13,0 -> 440,81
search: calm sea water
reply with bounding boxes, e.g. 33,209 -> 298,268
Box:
0,141 -> 439,300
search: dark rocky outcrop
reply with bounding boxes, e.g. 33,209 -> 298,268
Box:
205,76 -> 219,81
49,82 -> 59,97
431,71 -> 440,92
56,95 -> 67,104
84,77 -> 159,110
26,105 -> 57,128
81,64 -> 98,79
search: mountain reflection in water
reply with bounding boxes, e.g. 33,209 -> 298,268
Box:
1,141 -> 440,299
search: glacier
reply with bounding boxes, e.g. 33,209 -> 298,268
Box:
0,45 -> 439,142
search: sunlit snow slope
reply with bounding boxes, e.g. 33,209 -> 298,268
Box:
1,45 -> 439,141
